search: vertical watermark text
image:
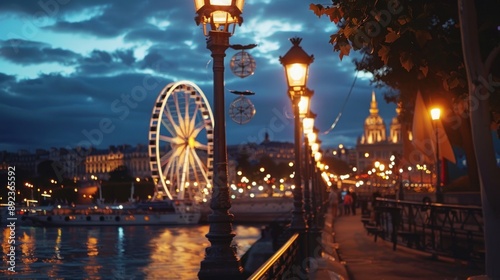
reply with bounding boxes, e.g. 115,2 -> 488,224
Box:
6,166 -> 17,272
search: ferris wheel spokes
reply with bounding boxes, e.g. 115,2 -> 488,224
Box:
149,81 -> 214,202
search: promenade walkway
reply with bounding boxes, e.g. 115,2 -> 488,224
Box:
310,210 -> 485,280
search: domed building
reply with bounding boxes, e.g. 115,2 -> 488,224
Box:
356,91 -> 403,172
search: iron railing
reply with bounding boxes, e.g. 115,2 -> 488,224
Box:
366,197 -> 484,262
247,232 -> 301,280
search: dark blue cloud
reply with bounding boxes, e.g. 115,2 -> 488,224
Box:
0,0 -> 400,153
0,72 -> 15,83
76,49 -> 137,75
0,39 -> 80,65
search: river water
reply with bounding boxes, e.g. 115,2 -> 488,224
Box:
1,224 -> 263,279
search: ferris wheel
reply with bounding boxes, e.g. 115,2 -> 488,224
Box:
148,81 -> 214,202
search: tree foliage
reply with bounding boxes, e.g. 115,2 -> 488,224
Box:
311,0 -> 500,187
310,0 -> 499,125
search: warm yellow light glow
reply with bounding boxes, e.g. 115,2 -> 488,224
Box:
374,161 -> 380,168
307,132 -> 317,144
211,0 -> 231,5
194,0 -> 204,10
430,107 -> 441,120
194,0 -> 245,35
311,143 -> 319,154
298,95 -> 310,117
211,11 -> 233,25
303,117 -> 314,134
364,153 -> 369,158
286,63 -> 307,87
314,152 -> 322,161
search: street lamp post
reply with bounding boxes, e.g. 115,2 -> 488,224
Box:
303,110 -> 315,223
306,123 -> 324,256
193,1 -> 245,279
308,126 -> 321,223
430,107 -> 442,203
280,37 -> 314,231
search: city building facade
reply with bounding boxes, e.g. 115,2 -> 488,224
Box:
356,91 -> 403,173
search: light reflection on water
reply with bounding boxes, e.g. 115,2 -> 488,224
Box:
1,224 -> 262,279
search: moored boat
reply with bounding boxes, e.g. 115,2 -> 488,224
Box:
23,200 -> 201,226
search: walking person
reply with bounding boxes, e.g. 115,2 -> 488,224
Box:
343,191 -> 353,215
350,190 -> 358,215
337,189 -> 344,216
328,187 -> 339,223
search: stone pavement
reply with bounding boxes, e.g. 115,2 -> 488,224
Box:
310,211 -> 486,280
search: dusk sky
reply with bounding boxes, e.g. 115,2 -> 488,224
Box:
0,0 -> 399,152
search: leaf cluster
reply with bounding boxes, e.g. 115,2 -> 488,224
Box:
310,0 -> 500,128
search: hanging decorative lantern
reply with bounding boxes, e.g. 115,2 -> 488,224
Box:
229,44 -> 257,78
228,90 -> 256,124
